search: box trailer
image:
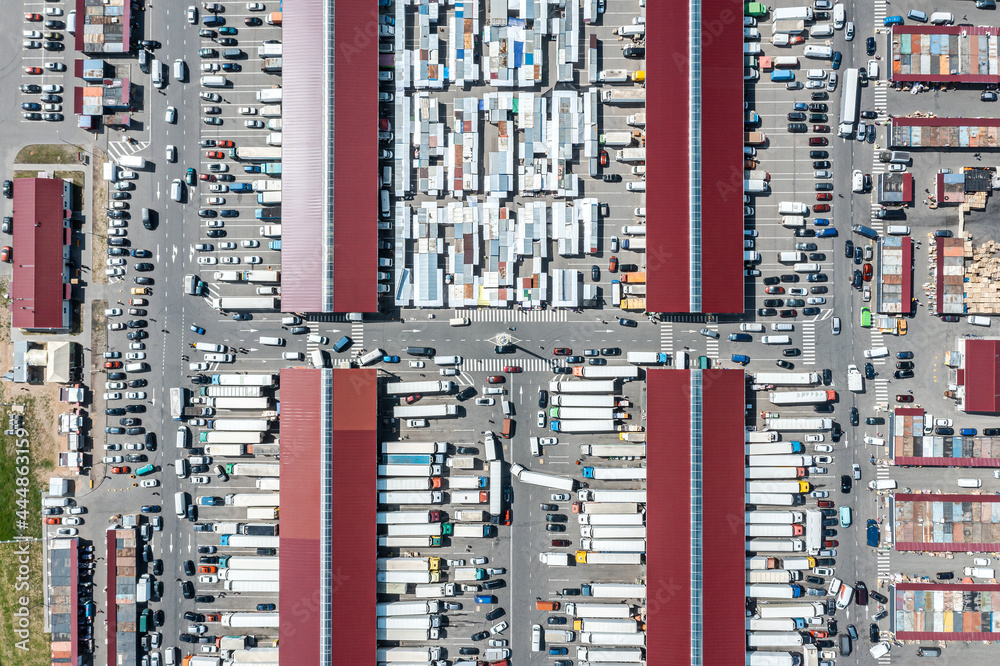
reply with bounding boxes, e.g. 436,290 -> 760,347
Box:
746,467 -> 806,480
376,510 -> 440,524
580,444 -> 646,458
751,372 -> 821,386
376,601 -> 441,617
577,513 -> 644,526
384,381 -> 456,396
581,466 -> 646,480
764,418 -> 833,431
574,551 -> 643,565
746,443 -> 803,455
550,420 -> 618,433
385,523 -> 443,537
746,494 -> 800,506
578,489 -> 646,502
582,583 -> 646,598
564,603 -> 632,618
378,464 -> 441,478
510,463 -> 575,491
579,539 -> 645,552
380,441 -> 449,454
747,570 -> 799,583
755,602 -> 824,619
747,456 -> 814,468
747,511 -> 804,524
450,491 -> 487,504
378,491 -> 444,505
552,395 -> 617,407
746,481 -> 810,494
580,632 -> 643,646
447,476 -> 487,489
580,526 -> 646,539
768,390 -> 837,406
745,539 -> 805,553
746,584 -> 804,599
747,632 -> 805,647
549,380 -> 617,394
572,618 -> 639,633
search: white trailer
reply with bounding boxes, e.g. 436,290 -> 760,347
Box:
577,513 -> 645,526
377,478 -> 433,491
577,552 -> 643,565
747,570 -> 798,583
746,468 -> 803,480
378,465 -> 439,477
745,652 -> 800,666
413,583 -> 456,599
747,455 -> 813,468
223,580 -> 280,592
384,381 -> 457,396
746,494 -> 799,507
254,478 -> 280,491
746,431 -> 780,443
580,632 -> 645,646
767,390 -> 836,406
510,463 -> 575,492
765,417 -> 833,431
746,632 -> 805,647
751,372 -> 821,386
747,618 -> 798,631
450,491 -> 487,504
376,511 -> 438,524
220,612 -> 280,628
746,481 -> 810,494
578,539 -> 645,552
746,511 -> 804,524
552,395 -> 616,407
392,405 -> 459,418
577,646 -> 644,662
376,647 -> 443,661
746,443 -> 802,455
579,502 -> 640,514
380,442 -> 449,454
755,603 -> 824,619
385,524 -> 443,537
378,491 -> 444,505
448,476 -> 487,489
583,466 -> 646,480
586,583 -> 646,598
220,556 -> 280,570
549,380 -> 617,394
564,603 -> 632,618
376,571 -> 440,584
573,618 -> 639,633
221,569 -> 279,581
746,585 -> 804,600
580,526 -> 646,539
745,539 -> 805,553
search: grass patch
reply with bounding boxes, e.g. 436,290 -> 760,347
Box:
0,389 -> 50,666
14,144 -> 80,166
13,170 -> 37,180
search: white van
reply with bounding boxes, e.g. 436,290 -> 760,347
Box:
772,56 -> 800,69
171,179 -> 183,202
173,59 -> 187,82
530,437 -> 541,457
152,60 -> 166,88
778,202 -> 807,215
42,497 -> 73,507
259,336 -> 285,346
502,400 -> 513,417
770,323 -> 794,332
864,347 -> 889,358
358,349 -> 383,366
781,216 -> 805,228
803,45 -> 833,60
957,478 -> 982,488
744,251 -> 761,262
380,189 -> 391,219
794,263 -> 821,273
929,12 -> 954,25
434,355 -> 463,366
833,3 -> 845,29
740,323 -> 764,333
626,181 -> 646,192
193,342 -> 225,353
868,479 -> 897,491
125,362 -> 148,373
622,225 -> 646,236
968,315 -> 991,327
449,317 -> 470,326
175,492 -> 190,517
176,426 -> 189,449
634,207 -> 646,216
137,574 -> 152,603
852,169 -> 865,193
762,335 -> 792,345
176,458 -> 189,479
282,351 -> 304,361
809,24 -> 833,38
201,75 -> 228,87
867,59 -> 879,79
204,353 -> 234,363
886,225 -> 910,236
309,349 -> 328,368
778,251 -> 805,263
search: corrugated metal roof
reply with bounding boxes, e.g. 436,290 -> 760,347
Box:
11,179 -> 67,330
963,340 -> 1000,413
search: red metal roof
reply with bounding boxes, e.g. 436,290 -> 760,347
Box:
893,117 -> 1000,127
279,368 -> 377,663
11,179 -> 67,330
646,0 -> 744,314
282,2 -> 378,313
278,368 -> 322,664
647,369 -> 746,664
900,236 -> 913,312
962,340 -> 1000,413
105,529 -> 117,665
890,26 -> 1000,83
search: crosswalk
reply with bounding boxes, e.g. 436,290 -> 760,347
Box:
870,329 -> 887,364
107,139 -> 150,164
660,322 -> 673,355
351,321 -> 365,350
465,358 -> 561,373
801,322 -> 816,365
870,0 -> 890,234
704,326 -> 719,360
873,378 -> 890,405
463,308 -> 569,323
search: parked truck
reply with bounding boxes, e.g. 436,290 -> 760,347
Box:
746,494 -> 801,507
452,567 -> 486,581
747,570 -> 800,584
747,632 -> 805,648
376,510 -> 441,524
602,88 -> 645,104
551,394 -> 617,408
377,478 -> 439,491
205,444 -> 251,457
219,535 -> 279,548
751,372 -> 821,386
579,632 -> 642,646
747,456 -> 814,468
579,539 -> 645,552
746,585 -> 804,599
580,526 -> 646,539
208,419 -> 272,432
625,351 -> 668,364
745,539 -> 805,553
378,464 -> 442,478
212,374 -> 276,387
449,491 -> 487,504
848,364 -> 864,392
565,603 -> 632,618
582,466 -> 646,480
746,431 -> 780,443
452,510 -> 487,522
747,524 -> 805,537
392,404 -> 459,418
577,502 -> 639,514
510,463 -> 575,492
385,524 -> 443,537
384,380 -> 456,396
550,420 -> 618,433
576,489 -> 645,503
767,390 -> 837,406
747,511 -> 804,524
537,552 -> 572,566
549,380 -> 617,394
764,418 -> 833,431
376,571 -> 441,584
380,442 -> 449,455
378,491 -> 444,505
201,386 -> 265,397
376,647 -> 443,661
200,431 -> 264,443
383,454 -> 443,466
575,552 -> 643,566
755,602 -> 824,619
572,365 -> 640,380
626,112 -> 646,127
746,442 -> 803,455
572,618 -> 639,633
451,524 -> 493,538
582,583 -> 646,598
577,513 -> 644,525
580,444 -> 646,458
614,148 -> 646,163
376,601 -> 441,617
745,467 -> 806,480
447,476 -> 487,489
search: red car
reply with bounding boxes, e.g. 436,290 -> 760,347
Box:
808,137 -> 828,146
405,394 -> 422,404
44,517 -> 60,525
503,366 -> 522,373
502,509 -> 511,526
199,565 -> 217,574
813,204 -> 831,213
896,394 -> 914,403
0,247 -> 11,263
812,125 -> 830,133
809,630 -> 828,639
216,140 -> 234,148
487,375 -> 505,384
199,173 -> 216,182
824,540 -> 839,548
787,35 -> 804,45
553,348 -> 572,355
815,193 -> 832,201
104,361 -> 122,369
599,150 -> 608,167
779,309 -> 797,318
111,466 -> 130,474
551,539 -> 571,547
817,500 -> 834,508
765,286 -> 784,294
206,150 -> 224,159
25,12 -> 41,20
863,263 -> 873,281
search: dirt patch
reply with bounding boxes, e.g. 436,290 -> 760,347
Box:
92,153 -> 109,287
91,301 -> 108,359
14,144 -> 80,165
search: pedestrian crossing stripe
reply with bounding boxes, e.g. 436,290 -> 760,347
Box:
462,309 -> 569,323
660,323 -> 673,354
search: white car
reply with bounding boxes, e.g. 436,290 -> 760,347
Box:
406,419 -> 429,428
126,352 -> 146,360
440,368 -> 459,376
64,517 -> 82,525
68,507 -> 85,515
247,2 -> 266,9
55,528 -> 78,537
551,493 -> 571,502
805,434 -> 825,442
408,361 -> 425,368
539,437 -> 557,446
239,106 -> 257,115
104,444 -> 122,451
815,444 -> 833,453
244,256 -> 262,264
810,490 -> 829,498
475,398 -> 495,406
245,120 -> 265,129
219,241 -> 236,250
788,287 -> 807,296
201,62 -> 219,73
815,456 -> 833,464
200,91 -> 221,102
446,558 -> 466,566
109,219 -> 127,228
23,40 -> 41,49
208,163 -> 229,172
209,183 -> 229,193
104,392 -> 122,401
166,106 -> 177,123
42,84 -> 63,93
140,479 -> 159,488
206,220 -> 224,228
129,342 -> 145,350
106,382 -> 125,390
189,363 -> 209,371
105,308 -> 123,316
808,466 -> 828,475
194,244 -> 212,252
109,322 -> 126,330
220,256 -> 240,264
197,257 -> 218,265
807,297 -> 826,305
24,30 -> 42,38
102,456 -> 124,464
934,418 -> 953,427
127,391 -> 147,400
241,240 -> 259,248
471,557 -> 488,565
537,411 -> 546,427
490,621 -> 508,635
107,257 -> 126,266
125,443 -> 144,450
207,197 -> 225,205
199,575 -> 219,584
166,145 -> 177,162
846,21 -> 855,41
192,476 -> 210,484
187,5 -> 198,23
806,80 -> 825,89
44,7 -> 64,16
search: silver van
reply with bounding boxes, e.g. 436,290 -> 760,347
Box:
931,12 -> 955,25
174,491 -> 190,517
171,179 -> 182,202
380,189 -> 391,219
502,400 -> 513,416
259,336 -> 285,346
176,426 -> 189,449
771,323 -> 795,332
434,355 -> 462,366
173,59 -> 187,82
739,323 -> 764,332
125,362 -> 149,372
175,458 -> 189,479
762,335 -> 792,345
793,263 -> 821,273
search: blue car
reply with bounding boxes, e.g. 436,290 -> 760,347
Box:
244,165 -> 261,173
549,648 -> 568,656
732,354 -> 750,365
618,318 -> 637,327
333,336 -> 352,352
232,313 -> 251,321
256,603 -> 276,611
960,428 -> 978,436
382,355 -> 400,363
816,228 -> 838,237
831,51 -> 842,70
475,595 -> 494,604
867,519 -> 880,547
793,102 -> 808,111
189,324 -> 205,335
219,26 -> 237,35
813,218 -> 830,226
220,209 -> 239,217
883,15 -> 904,26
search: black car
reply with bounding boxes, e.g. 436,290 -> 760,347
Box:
864,362 -> 876,380
485,608 -> 505,621
200,556 -> 218,565
809,150 -> 828,159
788,122 -> 808,133
20,84 -> 40,94
179,634 -> 197,644
106,408 -> 125,416
865,417 -> 885,426
546,513 -> 567,522
844,240 -> 854,258
803,307 -> 820,316
459,647 -> 479,656
591,265 -> 600,281
782,348 -> 800,357
985,428 -> 1000,436
133,276 -> 152,285
470,631 -> 489,642
893,370 -> 914,379
134,262 -> 153,271
195,595 -> 215,603
127,320 -> 146,329
216,464 -> 229,481
854,246 -> 863,264
780,274 -> 799,283
936,571 -> 954,580
481,579 -> 504,590
815,183 -> 833,191
860,110 -> 878,119
184,611 -> 205,622
126,405 -> 145,414
126,427 -> 144,435
869,623 -> 880,642
866,37 -> 876,56
128,379 -> 147,388
601,347 -> 621,356
870,590 -> 888,604
822,518 -> 838,527
814,403 -> 834,413
776,360 -> 794,370
852,270 -> 863,289
763,299 -> 783,308
125,454 -> 146,463
456,446 -> 477,455
850,406 -> 859,426
822,369 -> 832,385
537,390 -> 548,408
602,174 -> 621,183
935,427 -> 954,435
183,560 -> 195,576
181,581 -> 194,599
841,475 -> 852,493
622,46 -> 644,58
811,286 -> 828,294
120,418 -> 139,426
896,361 -> 913,370
831,422 -> 842,440
812,161 -> 831,169
198,546 -> 217,555
493,344 -> 514,353
788,112 -> 806,121
540,503 -> 558,511
763,276 -> 780,285
806,576 -> 825,585
547,616 -> 567,624
456,387 -> 476,401
546,524 -> 566,532
107,372 -> 125,380
811,91 -> 828,100
198,208 -> 218,218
